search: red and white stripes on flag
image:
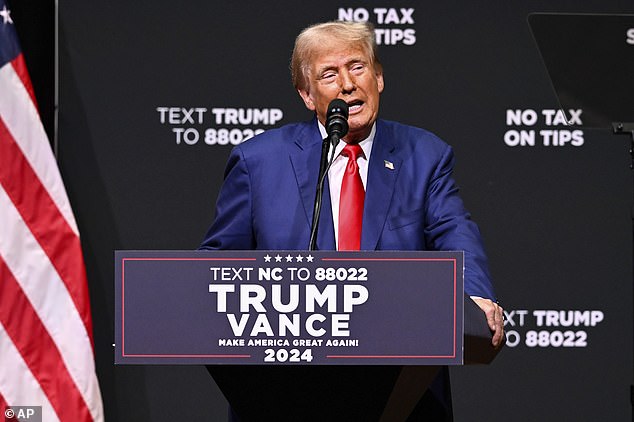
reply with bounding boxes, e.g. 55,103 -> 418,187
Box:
0,5 -> 104,421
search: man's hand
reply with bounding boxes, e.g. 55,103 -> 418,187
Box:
472,297 -> 505,348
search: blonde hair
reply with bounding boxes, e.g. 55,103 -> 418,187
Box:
290,21 -> 381,90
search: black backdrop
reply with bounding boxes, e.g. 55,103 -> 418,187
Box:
15,0 -> 634,420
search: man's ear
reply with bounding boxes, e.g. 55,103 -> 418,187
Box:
376,69 -> 385,94
297,89 -> 316,111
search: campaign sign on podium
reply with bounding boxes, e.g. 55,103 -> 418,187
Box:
114,250 -> 464,365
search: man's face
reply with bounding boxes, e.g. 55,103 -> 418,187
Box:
298,42 -> 384,143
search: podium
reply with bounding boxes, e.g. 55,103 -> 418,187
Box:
114,250 -> 501,421
207,296 -> 498,421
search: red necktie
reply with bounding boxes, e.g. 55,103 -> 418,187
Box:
338,144 -> 365,251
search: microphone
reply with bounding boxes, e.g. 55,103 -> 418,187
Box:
325,99 -> 349,143
308,99 -> 349,250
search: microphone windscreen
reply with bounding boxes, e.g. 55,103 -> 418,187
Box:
326,99 -> 349,139
327,99 -> 349,120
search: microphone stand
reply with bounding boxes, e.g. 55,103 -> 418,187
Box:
308,135 -> 338,251
309,98 -> 348,250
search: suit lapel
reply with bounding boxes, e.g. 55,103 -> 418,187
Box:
362,121 -> 401,250
289,121 -> 336,250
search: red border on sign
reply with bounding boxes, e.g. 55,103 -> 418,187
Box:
321,257 -> 458,360
121,257 -> 256,359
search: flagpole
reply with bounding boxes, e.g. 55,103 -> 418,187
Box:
53,0 -> 59,159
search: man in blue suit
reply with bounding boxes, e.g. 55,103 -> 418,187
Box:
201,20 -> 503,420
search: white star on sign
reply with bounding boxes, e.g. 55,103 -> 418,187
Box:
0,6 -> 13,24
264,254 -> 272,262
296,254 -> 304,262
306,255 -> 314,262
285,254 -> 293,262
275,254 -> 282,262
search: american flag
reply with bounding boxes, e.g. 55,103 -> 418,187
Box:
0,1 -> 103,420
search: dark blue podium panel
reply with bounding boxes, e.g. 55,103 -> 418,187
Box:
115,250 -> 464,365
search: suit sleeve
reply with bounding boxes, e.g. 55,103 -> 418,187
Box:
199,146 -> 256,250
423,144 -> 496,300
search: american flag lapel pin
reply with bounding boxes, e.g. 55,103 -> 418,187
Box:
384,160 -> 394,170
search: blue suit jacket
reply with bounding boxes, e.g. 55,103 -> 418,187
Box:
200,119 -> 495,299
